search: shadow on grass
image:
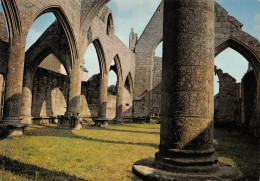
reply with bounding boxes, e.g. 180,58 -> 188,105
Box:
25,125 -> 159,149
0,154 -> 86,181
93,127 -> 159,135
124,124 -> 160,130
214,128 -> 259,180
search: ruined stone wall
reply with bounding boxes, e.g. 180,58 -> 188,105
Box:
25,20 -> 72,76
90,6 -> 136,89
83,6 -> 135,119
133,1 -> 260,125
39,54 -> 67,75
241,70 -> 257,135
31,67 -> 69,118
214,69 -> 238,124
134,1 -> 163,117
151,56 -> 162,115
106,94 -> 116,119
84,74 -> 100,118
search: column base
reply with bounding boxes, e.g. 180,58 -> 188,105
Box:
57,114 -> 82,130
20,116 -> 33,125
94,118 -> 109,127
0,118 -> 27,138
132,158 -> 243,181
112,118 -> 124,124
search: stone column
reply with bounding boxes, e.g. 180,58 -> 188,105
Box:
68,59 -> 82,115
20,73 -> 33,125
3,37 -> 25,122
0,37 -> 27,137
63,59 -> 82,130
115,80 -> 123,123
156,0 -> 216,172
132,0 -> 241,180
95,73 -> 108,127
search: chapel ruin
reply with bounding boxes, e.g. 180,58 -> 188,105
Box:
0,0 -> 259,180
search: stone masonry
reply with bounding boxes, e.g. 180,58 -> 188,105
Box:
0,0 -> 258,136
133,1 -> 260,136
214,67 -> 243,125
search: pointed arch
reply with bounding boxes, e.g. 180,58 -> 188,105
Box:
29,6 -> 78,63
80,0 -> 110,35
1,0 -> 21,40
215,38 -> 260,75
113,55 -> 123,84
26,47 -> 70,78
92,38 -> 107,78
106,13 -> 114,36
125,72 -> 134,97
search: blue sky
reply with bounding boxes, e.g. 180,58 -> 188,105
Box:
0,0 -> 259,90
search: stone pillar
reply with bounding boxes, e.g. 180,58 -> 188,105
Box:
3,38 -> 25,122
132,0 -> 242,180
115,80 -> 123,123
95,73 -> 108,127
0,37 -> 27,137
20,73 -> 33,125
68,59 -> 82,115
63,59 -> 82,130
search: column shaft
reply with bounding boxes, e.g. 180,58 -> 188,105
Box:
68,59 -> 82,115
98,73 -> 108,119
115,81 -> 123,122
155,0 -> 216,173
3,37 -> 26,122
20,73 -> 33,124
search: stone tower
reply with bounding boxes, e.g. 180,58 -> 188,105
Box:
129,28 -> 138,52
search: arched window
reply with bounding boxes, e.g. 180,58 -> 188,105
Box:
107,13 -> 114,36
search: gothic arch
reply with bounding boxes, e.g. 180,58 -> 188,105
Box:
28,6 -> 78,62
26,47 -> 70,78
215,38 -> 260,75
125,72 -> 134,97
1,0 -> 21,40
113,54 -> 123,84
80,0 -> 110,35
106,13 -> 114,36
92,38 -> 107,78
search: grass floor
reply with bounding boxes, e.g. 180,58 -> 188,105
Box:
0,122 -> 259,181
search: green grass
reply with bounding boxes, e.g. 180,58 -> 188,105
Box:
0,123 -> 259,180
214,128 -> 259,180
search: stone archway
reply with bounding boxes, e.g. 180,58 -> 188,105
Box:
123,73 -> 134,118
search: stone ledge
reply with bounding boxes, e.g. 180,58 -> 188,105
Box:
132,158 -> 243,181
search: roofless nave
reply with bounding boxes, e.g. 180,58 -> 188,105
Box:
0,0 -> 259,180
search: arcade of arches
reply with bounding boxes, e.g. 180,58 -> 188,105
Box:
0,1 -> 259,137
0,0 -> 259,180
